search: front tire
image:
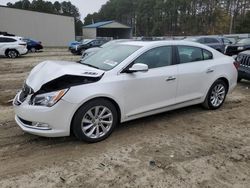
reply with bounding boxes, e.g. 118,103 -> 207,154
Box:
72,99 -> 118,143
202,79 -> 228,110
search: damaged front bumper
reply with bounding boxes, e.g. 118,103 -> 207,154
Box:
13,91 -> 76,137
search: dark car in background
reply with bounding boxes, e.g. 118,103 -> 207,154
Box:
236,50 -> 250,82
70,39 -> 108,55
81,39 -> 133,60
68,40 -> 83,51
23,38 -> 43,52
184,36 -> 231,53
225,38 -> 250,56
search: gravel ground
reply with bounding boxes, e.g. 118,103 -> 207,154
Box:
0,49 -> 250,188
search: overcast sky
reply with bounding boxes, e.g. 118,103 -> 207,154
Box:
0,0 -> 109,19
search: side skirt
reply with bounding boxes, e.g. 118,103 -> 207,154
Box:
121,98 -> 203,123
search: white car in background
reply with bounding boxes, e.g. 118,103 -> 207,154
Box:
13,41 -> 238,142
0,35 -> 28,58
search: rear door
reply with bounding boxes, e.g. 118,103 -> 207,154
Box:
176,45 -> 214,103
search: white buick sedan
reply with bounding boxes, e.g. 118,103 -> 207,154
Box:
13,41 -> 238,142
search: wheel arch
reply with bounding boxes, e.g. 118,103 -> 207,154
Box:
70,96 -> 122,134
203,76 -> 230,102
217,77 -> 229,92
5,48 -> 19,56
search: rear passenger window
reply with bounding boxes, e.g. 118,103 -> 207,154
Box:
203,49 -> 213,60
134,46 -> 172,69
204,38 -> 219,43
177,46 -> 203,63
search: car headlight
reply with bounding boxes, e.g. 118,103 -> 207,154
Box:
31,89 -> 68,107
238,46 -> 244,50
236,55 -> 243,62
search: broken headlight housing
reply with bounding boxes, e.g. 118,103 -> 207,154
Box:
31,89 -> 68,107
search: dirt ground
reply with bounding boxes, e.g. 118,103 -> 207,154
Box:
0,48 -> 250,188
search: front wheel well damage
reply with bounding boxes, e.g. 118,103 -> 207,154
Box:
70,97 -> 121,135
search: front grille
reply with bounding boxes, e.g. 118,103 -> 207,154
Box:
14,84 -> 33,106
238,54 -> 250,68
18,116 -> 32,126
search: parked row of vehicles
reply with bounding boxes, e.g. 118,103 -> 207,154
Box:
185,36 -> 250,82
70,36 -> 250,83
184,36 -> 250,56
0,35 -> 43,58
70,36 -> 250,58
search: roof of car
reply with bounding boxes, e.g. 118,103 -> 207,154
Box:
0,35 -> 22,39
120,40 -> 209,47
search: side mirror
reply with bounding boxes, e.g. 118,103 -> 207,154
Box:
128,63 -> 148,73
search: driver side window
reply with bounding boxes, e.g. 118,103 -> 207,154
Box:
133,46 -> 172,69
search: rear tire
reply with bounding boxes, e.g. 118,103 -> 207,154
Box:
72,99 -> 118,143
202,79 -> 228,110
6,49 -> 18,58
30,47 -> 36,53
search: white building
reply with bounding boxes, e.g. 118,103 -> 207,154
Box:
0,6 -> 75,47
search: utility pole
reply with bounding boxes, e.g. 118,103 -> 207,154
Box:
229,0 -> 235,34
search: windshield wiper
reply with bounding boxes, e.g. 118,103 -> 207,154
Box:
81,62 -> 100,70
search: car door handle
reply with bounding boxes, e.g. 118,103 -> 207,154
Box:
206,69 -> 214,73
166,76 -> 176,81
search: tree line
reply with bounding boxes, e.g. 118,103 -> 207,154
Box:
84,0 -> 250,36
6,0 -> 250,37
6,0 -> 83,36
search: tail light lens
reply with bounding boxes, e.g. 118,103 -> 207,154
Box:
233,61 -> 240,70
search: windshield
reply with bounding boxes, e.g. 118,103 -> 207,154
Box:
101,40 -> 117,48
80,44 -> 141,71
82,39 -> 93,44
237,38 -> 250,45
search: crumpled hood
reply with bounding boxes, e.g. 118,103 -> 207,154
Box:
26,60 -> 104,92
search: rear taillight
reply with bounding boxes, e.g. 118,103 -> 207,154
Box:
233,61 -> 240,70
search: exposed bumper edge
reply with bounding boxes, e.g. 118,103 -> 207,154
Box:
15,115 -> 69,137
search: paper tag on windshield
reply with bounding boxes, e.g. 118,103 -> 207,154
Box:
103,60 -> 118,67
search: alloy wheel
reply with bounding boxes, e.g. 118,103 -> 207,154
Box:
8,51 -> 17,58
210,84 -> 226,107
81,106 -> 113,139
